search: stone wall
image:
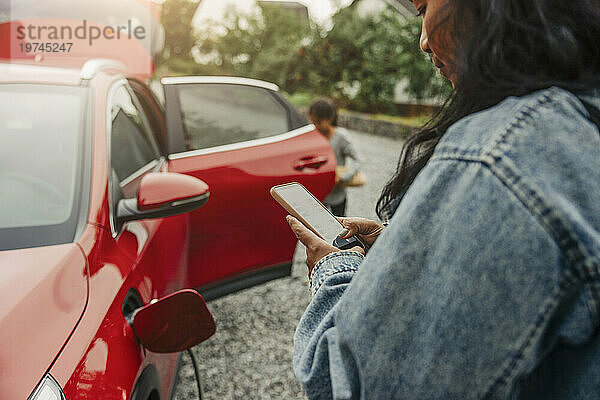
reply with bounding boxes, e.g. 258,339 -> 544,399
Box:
337,110 -> 415,140
299,107 -> 416,140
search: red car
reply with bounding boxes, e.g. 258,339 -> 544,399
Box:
0,59 -> 335,399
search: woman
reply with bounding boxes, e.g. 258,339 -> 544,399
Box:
309,98 -> 362,217
286,0 -> 600,398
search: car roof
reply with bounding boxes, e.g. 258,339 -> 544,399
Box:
160,76 -> 280,92
0,61 -> 281,92
0,61 -> 82,86
0,59 -> 127,86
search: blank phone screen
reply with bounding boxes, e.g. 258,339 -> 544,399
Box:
275,184 -> 344,245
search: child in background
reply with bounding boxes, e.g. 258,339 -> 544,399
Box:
308,98 -> 362,217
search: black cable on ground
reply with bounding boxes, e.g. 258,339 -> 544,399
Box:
186,348 -> 203,400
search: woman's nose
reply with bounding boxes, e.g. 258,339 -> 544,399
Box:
420,26 -> 432,54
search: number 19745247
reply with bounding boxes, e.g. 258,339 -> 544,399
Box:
19,43 -> 73,53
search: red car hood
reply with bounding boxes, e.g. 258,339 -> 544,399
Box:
0,243 -> 88,399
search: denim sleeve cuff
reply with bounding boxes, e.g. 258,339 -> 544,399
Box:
310,251 -> 364,296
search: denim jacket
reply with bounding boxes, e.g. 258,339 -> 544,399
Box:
294,86 -> 600,400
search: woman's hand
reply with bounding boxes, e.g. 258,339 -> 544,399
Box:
338,217 -> 385,252
286,216 -> 365,275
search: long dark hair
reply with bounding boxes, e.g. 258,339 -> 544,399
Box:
376,0 -> 600,220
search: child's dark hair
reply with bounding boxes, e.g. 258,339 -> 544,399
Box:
309,98 -> 338,126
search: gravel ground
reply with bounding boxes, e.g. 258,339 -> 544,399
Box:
173,130 -> 403,400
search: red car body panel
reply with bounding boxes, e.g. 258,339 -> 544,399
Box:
0,244 -> 88,399
168,129 -> 335,288
49,220 -> 187,399
49,224 -> 145,399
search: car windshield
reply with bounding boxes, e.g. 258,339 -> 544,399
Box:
0,84 -> 87,250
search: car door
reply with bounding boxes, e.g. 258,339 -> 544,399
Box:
161,77 -> 335,299
108,80 -> 191,298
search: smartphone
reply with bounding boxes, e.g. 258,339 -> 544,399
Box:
270,182 -> 364,250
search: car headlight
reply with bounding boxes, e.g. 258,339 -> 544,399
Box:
28,374 -> 66,400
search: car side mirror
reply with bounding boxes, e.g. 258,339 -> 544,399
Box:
116,172 -> 209,229
130,289 -> 216,353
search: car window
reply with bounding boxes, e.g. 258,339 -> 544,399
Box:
130,81 -> 167,156
0,84 -> 88,250
110,85 -> 160,183
177,84 -> 289,150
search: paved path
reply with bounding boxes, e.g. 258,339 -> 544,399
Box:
173,130 -> 404,400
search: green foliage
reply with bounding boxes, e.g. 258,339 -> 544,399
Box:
283,91 -> 315,108
193,5 -> 311,87
390,17 -> 451,101
157,1 -> 451,114
288,7 -> 450,113
160,0 -> 199,66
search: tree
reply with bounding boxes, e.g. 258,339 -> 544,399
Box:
159,0 -> 200,72
288,6 -> 450,113
194,5 -> 311,87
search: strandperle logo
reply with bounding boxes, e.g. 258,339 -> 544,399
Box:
15,20 -> 147,46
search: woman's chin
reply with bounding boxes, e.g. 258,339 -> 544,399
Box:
439,67 -> 456,88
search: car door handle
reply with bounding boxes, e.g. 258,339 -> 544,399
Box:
293,156 -> 328,170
